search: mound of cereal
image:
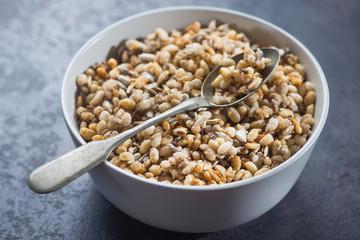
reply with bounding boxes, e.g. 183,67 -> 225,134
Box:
75,20 -> 316,186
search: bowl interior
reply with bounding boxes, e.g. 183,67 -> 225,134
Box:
61,6 -> 329,188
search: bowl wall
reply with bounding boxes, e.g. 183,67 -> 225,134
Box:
62,6 -> 329,232
88,144 -> 315,232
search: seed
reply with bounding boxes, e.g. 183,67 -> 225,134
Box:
162,120 -> 170,131
76,74 -> 88,86
80,112 -> 95,122
247,129 -> 260,142
162,44 -> 179,54
259,134 -> 274,146
194,115 -> 210,126
149,165 -> 162,176
118,98 -> 136,110
266,117 -> 279,132
231,155 -> 241,171
125,39 -> 146,51
234,170 -> 245,181
159,102 -> 172,112
89,90 -> 104,106
245,143 -> 260,150
79,127 -> 96,141
156,28 -> 169,42
139,53 -> 156,62
121,112 -> 132,126
139,139 -> 152,154
150,133 -> 162,148
119,152 -> 134,162
215,165 -> 226,177
96,67 -> 109,80
204,148 -> 216,161
191,125 -> 201,134
217,142 -> 232,154
129,162 -> 146,174
141,126 -> 156,138
242,170 -> 253,180
135,76 -> 148,89
173,127 -> 188,136
157,71 -> 170,85
160,160 -> 171,171
227,107 -> 241,123
254,168 -> 269,176
185,21 -> 201,32
208,139 -> 219,151
161,135 -> 173,146
244,161 -> 258,174
108,58 -> 118,69
92,135 -> 104,141
264,157 -> 272,166
220,58 -> 235,67
211,75 -> 223,88
149,148 -> 159,163
184,175 -> 195,185
304,90 -> 316,106
159,146 -> 172,157
235,129 -> 247,142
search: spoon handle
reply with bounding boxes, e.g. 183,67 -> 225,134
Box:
27,97 -> 208,193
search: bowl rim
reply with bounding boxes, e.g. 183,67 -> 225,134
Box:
61,5 -> 329,191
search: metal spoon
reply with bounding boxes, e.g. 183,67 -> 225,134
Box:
28,48 -> 280,194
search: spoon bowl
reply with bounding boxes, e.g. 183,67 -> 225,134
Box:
202,48 -> 280,106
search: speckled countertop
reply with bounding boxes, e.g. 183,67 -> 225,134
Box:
1,0 -> 359,239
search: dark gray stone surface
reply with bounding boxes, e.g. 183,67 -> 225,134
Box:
0,0 -> 359,239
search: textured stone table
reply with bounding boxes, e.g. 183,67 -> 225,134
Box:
1,0 -> 359,239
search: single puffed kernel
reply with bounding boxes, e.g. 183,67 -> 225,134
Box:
254,168 -> 269,176
136,99 -> 153,112
160,160 -> 171,171
79,127 -> 96,141
173,127 -> 188,136
118,98 -> 136,110
134,76 -> 148,89
156,28 -> 169,42
259,133 -> 274,146
304,90 -> 316,106
149,164 -> 162,176
129,161 -> 146,174
151,133 -> 162,148
96,67 -> 109,80
217,142 -> 232,155
119,152 -> 134,162
139,139 -> 152,154
159,102 -> 172,112
204,148 -> 216,161
141,126 -> 156,138
227,107 -> 241,123
92,135 -> 104,141
89,90 -> 104,106
245,142 -> 260,150
149,148 -> 159,163
76,74 -> 88,86
247,129 -> 260,142
231,155 -> 242,171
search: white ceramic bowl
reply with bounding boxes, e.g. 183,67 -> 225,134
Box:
61,6 -> 329,233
